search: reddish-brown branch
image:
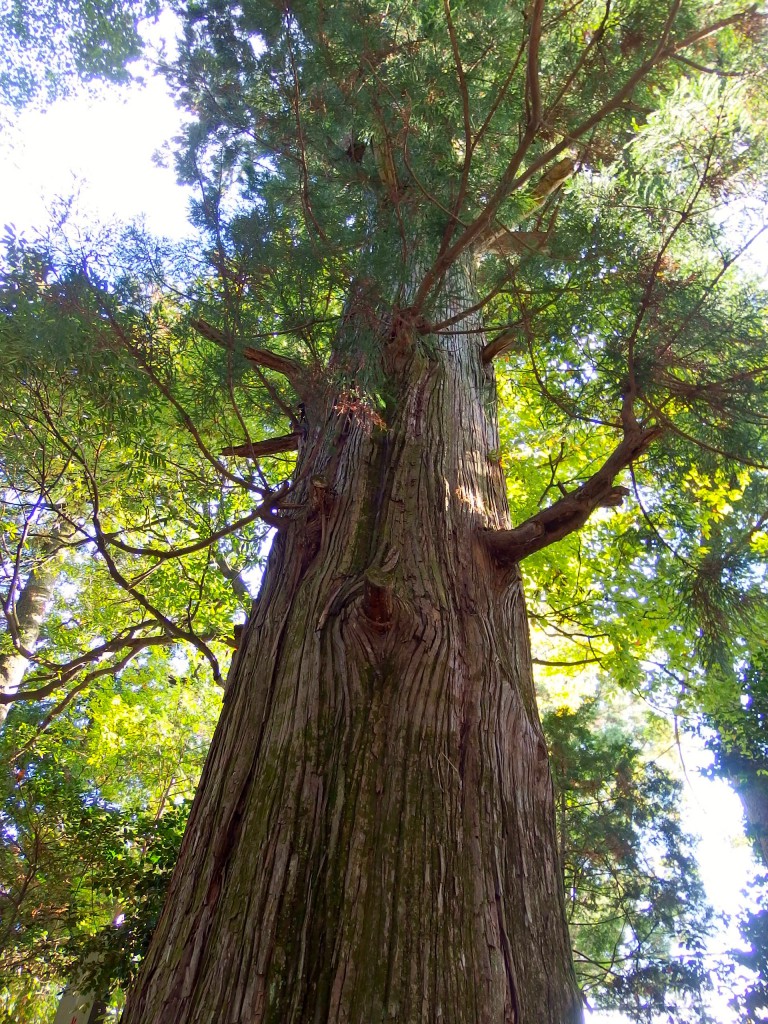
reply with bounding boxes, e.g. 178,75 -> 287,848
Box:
474,36 -> 528,150
86,305 -> 261,496
473,225 -> 550,259
286,22 -> 329,244
481,327 -> 522,364
482,424 -> 662,565
241,347 -> 304,384
191,318 -> 304,388
544,0 -> 613,120
441,0 -> 473,245
89,511 -> 222,682
525,0 -> 545,131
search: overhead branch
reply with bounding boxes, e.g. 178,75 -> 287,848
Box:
482,421 -> 662,566
422,0 -> 546,293
242,346 -> 305,384
8,643 -> 168,760
99,507 -> 269,560
525,0 -> 545,131
89,303 -> 263,495
0,634 -> 173,707
221,432 -> 301,460
191,318 -> 305,391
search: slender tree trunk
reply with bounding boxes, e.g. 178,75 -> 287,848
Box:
123,264 -> 582,1023
0,542 -> 62,725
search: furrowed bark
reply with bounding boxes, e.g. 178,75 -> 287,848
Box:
123,262 -> 582,1024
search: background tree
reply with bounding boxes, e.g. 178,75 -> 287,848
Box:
546,698 -> 713,1023
0,223 -> 288,733
705,652 -> 768,1023
0,653 -> 218,1021
0,0 -> 159,109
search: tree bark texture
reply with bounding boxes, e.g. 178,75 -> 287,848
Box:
123,266 -> 583,1023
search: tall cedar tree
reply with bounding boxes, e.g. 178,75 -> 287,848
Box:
28,0 -> 759,1021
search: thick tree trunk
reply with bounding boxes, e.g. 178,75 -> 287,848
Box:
123,266 -> 582,1023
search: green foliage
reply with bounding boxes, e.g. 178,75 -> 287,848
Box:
70,800 -> 192,997
0,660 -> 217,1016
0,221 -> 280,716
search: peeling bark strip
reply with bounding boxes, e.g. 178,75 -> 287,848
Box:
122,262 -> 583,1024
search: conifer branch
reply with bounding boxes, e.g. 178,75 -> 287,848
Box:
481,327 -> 522,364
482,421 -> 661,565
191,318 -> 304,387
241,347 -> 304,383
473,226 -> 550,259
525,0 -> 545,132
442,0 -> 473,239
414,0 -> 758,308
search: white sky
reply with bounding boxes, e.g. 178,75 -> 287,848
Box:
0,38 -> 192,239
0,31 -> 760,1024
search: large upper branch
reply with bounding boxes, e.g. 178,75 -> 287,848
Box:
481,327 -> 521,364
482,423 -> 662,566
412,2 -> 759,311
